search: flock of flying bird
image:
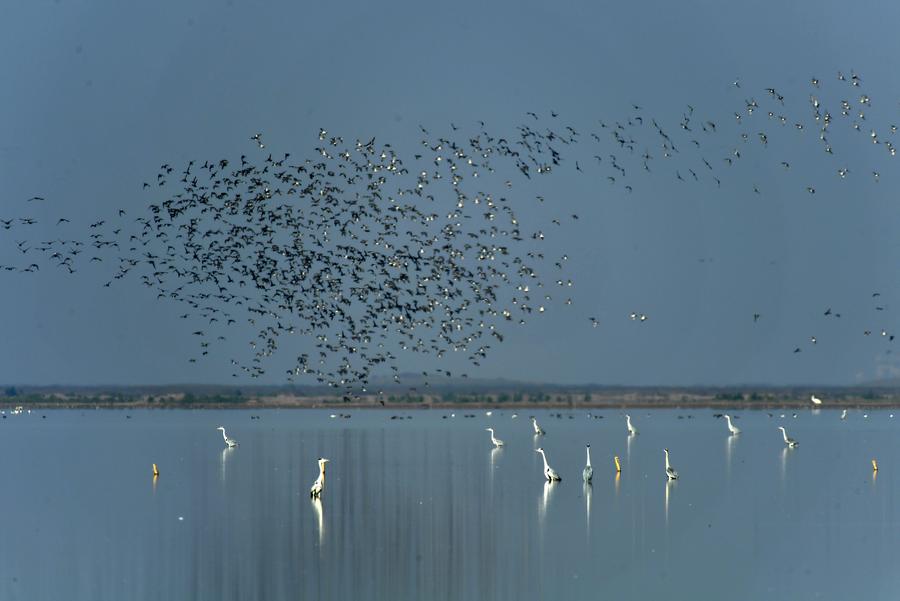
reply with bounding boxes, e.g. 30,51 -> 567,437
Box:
2,71 -> 899,393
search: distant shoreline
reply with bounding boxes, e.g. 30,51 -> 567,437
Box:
4,387 -> 900,410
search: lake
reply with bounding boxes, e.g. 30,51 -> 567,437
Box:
0,408 -> 897,600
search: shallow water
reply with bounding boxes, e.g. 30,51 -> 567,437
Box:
0,408 -> 898,600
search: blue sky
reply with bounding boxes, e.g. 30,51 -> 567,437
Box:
3,0 -> 900,386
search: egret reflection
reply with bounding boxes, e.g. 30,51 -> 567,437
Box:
665,479 -> 675,526
220,447 -> 234,483
539,480 -> 557,526
490,445 -> 501,470
312,497 -> 325,546
725,433 -> 736,479
583,481 -> 592,532
780,446 -> 789,484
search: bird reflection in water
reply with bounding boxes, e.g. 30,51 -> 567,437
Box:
726,434 -> 736,479
539,481 -> 557,527
583,481 -> 592,532
312,497 -> 325,547
779,446 -> 790,484
665,479 -> 675,527
221,447 -> 234,483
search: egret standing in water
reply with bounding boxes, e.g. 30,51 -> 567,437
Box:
840,409 -> 848,420
583,445 -> 593,483
724,414 -> 741,435
664,448 -> 678,480
536,448 -> 561,481
625,414 -> 638,436
216,426 -> 238,448
778,426 -> 799,448
310,457 -> 330,498
531,417 -> 545,436
811,394 -> 823,406
485,427 -> 504,448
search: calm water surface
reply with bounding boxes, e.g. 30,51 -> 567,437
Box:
0,408 -> 898,600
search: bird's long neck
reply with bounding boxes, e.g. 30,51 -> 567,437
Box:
664,451 -> 671,470
586,447 -> 592,467
538,450 -> 549,471
725,416 -> 732,428
220,429 -> 228,441
781,428 -> 788,442
319,462 -> 327,479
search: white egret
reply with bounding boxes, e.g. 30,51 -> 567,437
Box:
536,447 -> 561,481
583,444 -> 593,483
625,414 -> 638,436
532,417 -> 545,436
485,427 -> 504,448
840,409 -> 848,420
664,448 -> 678,480
778,426 -> 799,447
216,426 -> 238,448
811,394 -> 823,406
724,414 -> 741,435
310,457 -> 330,498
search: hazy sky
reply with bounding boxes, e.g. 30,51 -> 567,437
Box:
3,0 -> 900,387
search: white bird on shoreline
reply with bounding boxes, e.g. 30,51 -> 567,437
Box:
664,448 -> 678,480
583,445 -> 593,483
536,447 -> 561,481
724,414 -> 741,435
779,426 -> 799,447
811,394 -> 822,406
626,414 -> 638,436
310,457 -> 330,498
216,426 -> 238,448
532,417 -> 545,436
485,427 -> 504,447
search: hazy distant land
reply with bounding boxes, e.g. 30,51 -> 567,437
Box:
5,378 -> 900,409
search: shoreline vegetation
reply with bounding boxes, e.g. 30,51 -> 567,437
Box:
5,381 -> 900,409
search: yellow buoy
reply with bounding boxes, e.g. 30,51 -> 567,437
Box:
153,463 -> 160,477
872,459 -> 878,472
614,455 -> 621,473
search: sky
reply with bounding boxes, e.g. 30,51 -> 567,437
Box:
3,0 -> 900,387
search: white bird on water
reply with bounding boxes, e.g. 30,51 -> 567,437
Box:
811,394 -> 822,406
779,426 -> 799,447
664,448 -> 678,480
216,426 -> 238,448
626,414 -> 638,436
536,447 -> 561,481
583,444 -> 593,483
310,457 -> 330,498
485,427 -> 504,447
532,417 -> 545,436
724,414 -> 741,435
840,409 -> 848,420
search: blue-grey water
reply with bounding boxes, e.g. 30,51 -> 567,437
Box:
0,408 -> 897,600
